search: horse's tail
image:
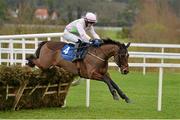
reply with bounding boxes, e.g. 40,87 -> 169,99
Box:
26,55 -> 36,67
26,41 -> 48,67
35,41 -> 48,58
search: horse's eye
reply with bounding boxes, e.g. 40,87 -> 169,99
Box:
120,54 -> 125,57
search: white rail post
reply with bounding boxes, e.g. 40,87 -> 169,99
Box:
34,38 -> 38,49
22,38 -> 26,66
157,47 -> 165,111
47,37 -> 51,41
0,41 -> 1,65
86,79 -> 90,107
7,54 -> 10,66
9,39 -> 14,65
157,66 -> 163,111
60,36 -> 63,41
161,47 -> 164,64
143,56 -> 146,75
14,53 -> 17,65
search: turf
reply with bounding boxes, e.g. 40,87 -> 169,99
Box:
0,70 -> 179,119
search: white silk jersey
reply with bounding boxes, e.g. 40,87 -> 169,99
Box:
65,18 -> 100,43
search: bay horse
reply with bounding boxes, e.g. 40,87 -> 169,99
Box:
26,38 -> 131,103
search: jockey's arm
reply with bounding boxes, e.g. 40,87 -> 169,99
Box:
76,22 -> 91,43
89,26 -> 100,39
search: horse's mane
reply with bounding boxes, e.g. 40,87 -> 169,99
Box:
102,38 -> 123,47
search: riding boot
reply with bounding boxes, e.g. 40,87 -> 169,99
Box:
72,41 -> 83,62
81,48 -> 88,59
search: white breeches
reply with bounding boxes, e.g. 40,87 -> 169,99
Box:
62,29 -> 81,43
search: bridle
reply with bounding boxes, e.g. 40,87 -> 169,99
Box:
114,45 -> 129,70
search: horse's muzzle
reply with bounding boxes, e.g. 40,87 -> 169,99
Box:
121,66 -> 129,74
122,69 -> 129,74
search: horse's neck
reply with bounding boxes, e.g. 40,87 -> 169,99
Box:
100,44 -> 119,60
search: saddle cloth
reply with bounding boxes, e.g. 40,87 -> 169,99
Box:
61,43 -> 89,62
61,44 -> 76,61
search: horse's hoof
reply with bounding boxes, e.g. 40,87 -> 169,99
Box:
113,95 -> 120,100
125,98 -> 131,103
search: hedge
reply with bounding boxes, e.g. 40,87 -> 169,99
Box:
0,65 -> 75,110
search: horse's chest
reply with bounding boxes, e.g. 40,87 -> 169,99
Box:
99,65 -> 108,73
94,63 -> 108,74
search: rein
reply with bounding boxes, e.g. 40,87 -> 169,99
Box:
87,44 -> 115,62
76,44 -> 106,62
88,52 -> 105,62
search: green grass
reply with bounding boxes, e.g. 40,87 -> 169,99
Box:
0,70 -> 180,119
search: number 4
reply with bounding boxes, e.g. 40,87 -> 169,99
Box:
63,47 -> 70,54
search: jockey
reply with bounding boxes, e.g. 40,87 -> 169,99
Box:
62,12 -> 101,61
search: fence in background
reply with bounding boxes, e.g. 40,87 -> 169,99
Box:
0,33 -> 180,111
0,33 -> 63,66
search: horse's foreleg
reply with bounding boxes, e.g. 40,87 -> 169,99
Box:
105,73 -> 131,103
109,79 -> 131,103
103,75 -> 119,100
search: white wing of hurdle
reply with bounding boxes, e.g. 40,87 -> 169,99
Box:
0,33 -> 180,111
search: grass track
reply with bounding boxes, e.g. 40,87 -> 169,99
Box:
0,70 -> 179,119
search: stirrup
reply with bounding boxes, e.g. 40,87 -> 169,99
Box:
72,56 -> 82,62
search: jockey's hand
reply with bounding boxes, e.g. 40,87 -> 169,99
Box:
90,39 -> 103,47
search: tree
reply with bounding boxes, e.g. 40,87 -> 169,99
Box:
0,0 -> 7,22
58,0 -> 93,23
17,0 -> 34,24
131,0 -> 179,44
169,0 -> 180,17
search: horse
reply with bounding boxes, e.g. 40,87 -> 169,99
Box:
26,38 -> 131,102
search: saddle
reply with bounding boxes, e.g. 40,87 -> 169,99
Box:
45,41 -> 88,62
61,42 -> 89,62
46,40 -> 102,62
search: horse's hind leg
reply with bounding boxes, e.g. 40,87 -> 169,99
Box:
26,55 -> 36,67
35,44 -> 58,69
32,59 -> 44,69
26,55 -> 44,69
56,60 -> 79,75
26,55 -> 43,68
26,54 -> 49,69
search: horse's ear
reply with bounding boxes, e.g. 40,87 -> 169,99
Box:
126,42 -> 131,48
